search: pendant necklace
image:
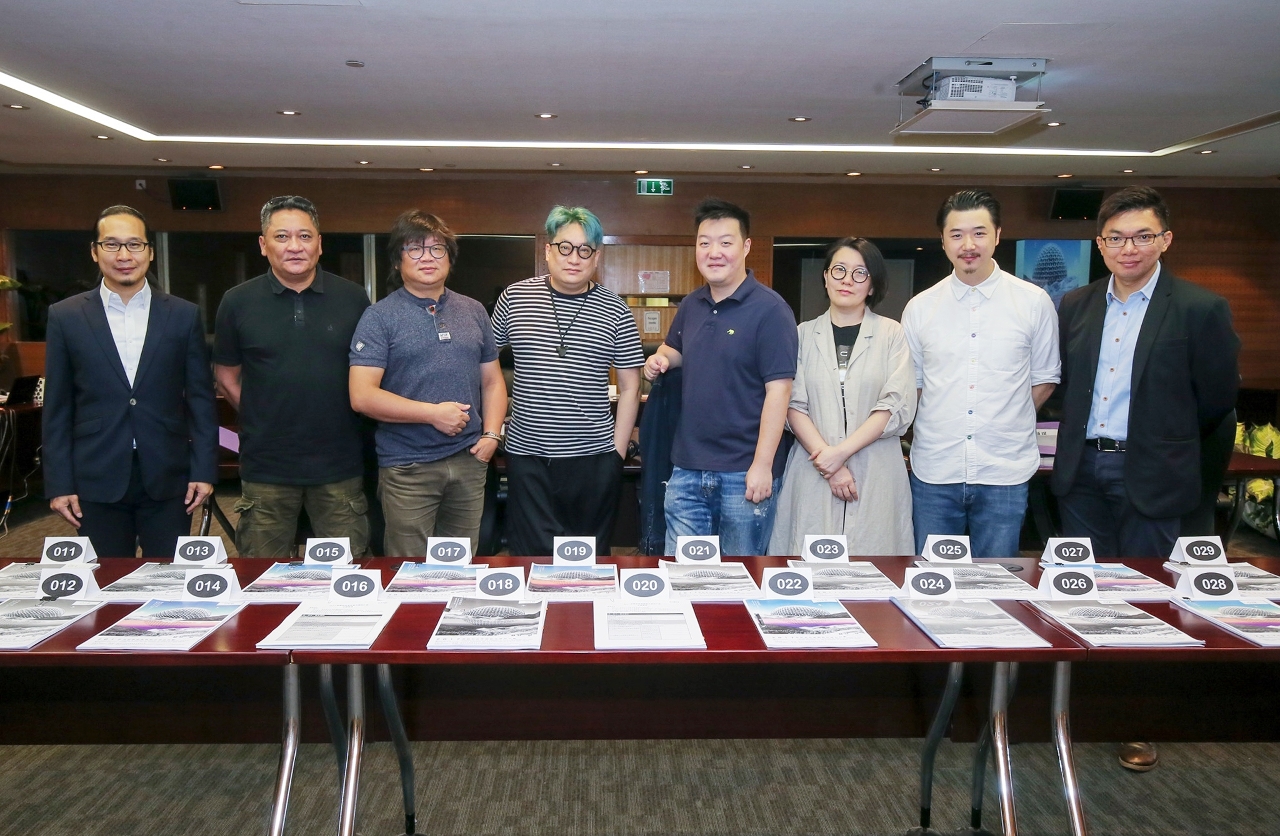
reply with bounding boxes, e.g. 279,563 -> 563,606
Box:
547,277 -> 594,358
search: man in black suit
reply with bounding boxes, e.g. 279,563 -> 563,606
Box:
1052,186 -> 1239,771
43,205 -> 218,558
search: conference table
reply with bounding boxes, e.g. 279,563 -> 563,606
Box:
5,554 -> 1280,836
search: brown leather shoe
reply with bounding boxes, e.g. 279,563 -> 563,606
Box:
1118,741 -> 1158,771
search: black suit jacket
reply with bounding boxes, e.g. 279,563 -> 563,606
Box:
1051,270 -> 1240,518
43,283 -> 219,503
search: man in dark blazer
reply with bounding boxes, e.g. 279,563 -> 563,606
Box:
1052,186 -> 1239,770
43,205 -> 218,558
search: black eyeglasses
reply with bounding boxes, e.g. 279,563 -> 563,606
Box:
95,240 -> 151,253
551,241 -> 598,259
403,243 -> 448,261
827,264 -> 871,283
1100,232 -> 1167,249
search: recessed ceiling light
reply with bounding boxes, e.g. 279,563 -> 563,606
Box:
538,113 -> 557,119
634,170 -> 649,175
549,162 -> 562,167
418,167 -> 434,172
1198,149 -> 1216,154
357,160 -> 370,165
788,116 -> 810,122
740,165 -> 754,169
1046,121 -> 1063,127
4,104 -> 26,110
930,167 -> 942,172
277,110 -> 300,116
154,157 -> 170,162
845,171 -> 861,176
94,134 -> 110,140
1057,173 -> 1073,178
916,247 -> 924,251
1122,169 -> 1134,173
345,60 -> 364,68
208,164 -> 224,170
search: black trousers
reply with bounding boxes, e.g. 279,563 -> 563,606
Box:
1058,446 -> 1180,560
77,453 -> 192,558
505,451 -> 623,557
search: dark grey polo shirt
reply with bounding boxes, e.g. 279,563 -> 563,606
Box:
213,270 -> 370,484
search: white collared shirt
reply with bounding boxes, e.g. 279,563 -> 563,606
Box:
100,279 -> 152,387
902,264 -> 1061,486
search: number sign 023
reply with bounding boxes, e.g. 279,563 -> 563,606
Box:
802,535 -> 848,562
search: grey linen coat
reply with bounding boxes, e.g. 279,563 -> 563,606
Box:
768,309 -> 917,556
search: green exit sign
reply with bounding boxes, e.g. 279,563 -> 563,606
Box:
636,178 -> 674,195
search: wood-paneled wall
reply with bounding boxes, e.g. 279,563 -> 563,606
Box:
1,174 -> 1276,383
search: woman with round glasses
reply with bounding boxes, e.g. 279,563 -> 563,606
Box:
769,237 -> 916,556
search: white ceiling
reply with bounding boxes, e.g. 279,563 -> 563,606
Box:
0,0 -> 1277,181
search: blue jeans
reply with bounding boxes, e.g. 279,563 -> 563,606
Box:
909,473 -> 1028,558
664,466 -> 781,557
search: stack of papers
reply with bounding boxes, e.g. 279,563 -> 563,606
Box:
240,563 -> 333,601
665,563 -> 760,601
1088,564 -> 1176,601
427,597 -> 546,650
788,560 -> 898,600
384,563 -> 485,601
593,600 -> 705,649
744,599 -> 877,649
1174,599 -> 1280,647
0,599 -> 103,650
98,563 -> 193,601
526,564 -> 618,600
894,598 -> 1050,649
257,602 -> 399,649
0,563 -> 47,599
915,561 -> 1037,600
1032,600 -> 1202,647
78,600 -> 244,651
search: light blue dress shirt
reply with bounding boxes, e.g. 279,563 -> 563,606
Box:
1086,264 -> 1161,441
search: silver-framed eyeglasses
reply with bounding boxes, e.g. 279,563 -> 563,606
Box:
403,242 -> 448,260
828,264 -> 871,283
551,241 -> 598,259
94,239 -> 150,253
1100,232 -> 1167,249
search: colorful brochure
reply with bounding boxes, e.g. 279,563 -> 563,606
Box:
744,599 -> 877,649
239,562 -> 333,601
78,600 -> 244,651
527,564 -> 618,600
1174,598 -> 1280,647
383,563 -> 486,601
1088,563 -> 1177,602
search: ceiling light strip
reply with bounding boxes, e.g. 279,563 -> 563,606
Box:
1150,110 -> 1280,157
0,69 -> 156,140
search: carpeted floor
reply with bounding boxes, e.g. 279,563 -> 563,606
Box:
1,738 -> 1278,835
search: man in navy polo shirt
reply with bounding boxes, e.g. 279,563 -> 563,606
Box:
644,199 -> 798,556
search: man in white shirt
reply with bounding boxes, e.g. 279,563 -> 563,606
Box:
902,190 -> 1060,557
43,206 -> 218,557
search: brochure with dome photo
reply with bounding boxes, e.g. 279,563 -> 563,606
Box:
744,599 -> 877,649
427,597 -> 546,650
78,600 -> 244,651
0,598 -> 103,650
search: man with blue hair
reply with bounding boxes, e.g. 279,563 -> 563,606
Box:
491,206 -> 645,555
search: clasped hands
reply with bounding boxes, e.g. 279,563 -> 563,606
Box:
810,444 -> 858,502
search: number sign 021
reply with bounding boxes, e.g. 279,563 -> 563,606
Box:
675,535 -> 721,564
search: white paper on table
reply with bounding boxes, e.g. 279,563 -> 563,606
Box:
1031,599 -> 1202,647
97,563 -> 193,601
592,600 -> 706,649
427,596 -> 546,650
893,597 -> 1050,649
526,563 -> 618,600
744,599 -> 877,649
912,560 -> 1038,600
0,599 -> 104,650
256,601 -> 399,649
664,562 -> 760,601
239,563 -> 333,601
383,563 -> 487,601
789,560 -> 898,600
78,599 -> 245,651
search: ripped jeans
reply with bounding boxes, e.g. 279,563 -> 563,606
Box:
663,466 -> 781,557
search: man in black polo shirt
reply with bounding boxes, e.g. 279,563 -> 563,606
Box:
644,198 -> 798,556
213,196 -> 371,556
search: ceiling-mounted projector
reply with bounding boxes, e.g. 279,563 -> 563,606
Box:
894,57 -> 1049,135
